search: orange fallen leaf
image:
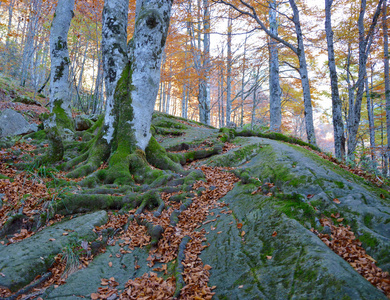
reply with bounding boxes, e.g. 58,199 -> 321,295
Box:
91,293 -> 99,300
62,232 -> 68,236
241,231 -> 246,237
217,231 -> 222,234
333,198 -> 341,204
337,218 -> 344,222
307,194 -> 314,199
204,264 -> 212,270
237,223 -> 243,229
49,238 -> 55,241
272,231 -> 277,237
266,256 -> 272,260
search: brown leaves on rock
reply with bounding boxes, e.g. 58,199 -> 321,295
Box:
301,146 -> 386,188
222,142 -> 238,153
119,273 -> 175,299
113,166 -> 238,299
316,218 -> 390,297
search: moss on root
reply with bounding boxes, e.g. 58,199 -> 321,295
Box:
146,136 -> 183,172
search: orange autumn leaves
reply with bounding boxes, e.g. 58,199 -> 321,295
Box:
315,218 -> 390,297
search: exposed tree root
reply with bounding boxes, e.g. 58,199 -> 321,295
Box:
173,235 -> 191,299
170,143 -> 223,165
4,271 -> 52,300
51,194 -> 138,216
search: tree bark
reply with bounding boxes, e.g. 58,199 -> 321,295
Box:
325,0 -> 345,159
226,9 -> 233,126
101,0 -> 129,144
268,0 -> 282,132
49,0 -> 75,130
347,0 -> 384,157
198,0 -> 211,125
366,74 -> 376,161
20,0 -> 42,87
129,0 -> 173,150
383,0 -> 390,174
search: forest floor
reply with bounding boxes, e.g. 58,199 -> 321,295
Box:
1,80 -> 390,299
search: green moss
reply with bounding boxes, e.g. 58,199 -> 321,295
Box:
154,119 -> 188,130
146,136 -> 182,172
363,213 -> 374,227
208,143 -> 262,168
273,193 -> 317,228
359,232 -> 377,249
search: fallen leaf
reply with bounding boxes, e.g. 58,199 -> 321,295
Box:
241,231 -> 246,237
337,218 -> 344,222
238,285 -> 244,288
108,262 -> 112,267
333,198 -> 341,204
91,293 -> 99,300
237,223 -> 243,229
272,231 -> 277,237
204,264 -> 212,270
380,194 -> 385,199
49,238 -> 55,241
266,256 -> 272,260
217,231 -> 222,234
62,232 -> 68,236
307,194 -> 314,199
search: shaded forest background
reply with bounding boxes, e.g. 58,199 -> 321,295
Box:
0,0 -> 389,174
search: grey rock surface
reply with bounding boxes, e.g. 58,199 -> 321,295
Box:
43,243 -> 157,299
0,108 -> 38,138
0,211 -> 108,292
200,185 -> 387,299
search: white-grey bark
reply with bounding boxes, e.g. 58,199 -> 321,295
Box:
383,0 -> 390,173
366,74 -> 375,161
347,0 -> 384,157
226,9 -> 233,126
130,0 -> 173,150
268,0 -> 282,132
49,0 -> 75,121
325,0 -> 345,159
6,0 -> 16,50
289,0 -> 316,145
102,0 -> 129,144
20,0 -> 43,87
198,0 -> 211,125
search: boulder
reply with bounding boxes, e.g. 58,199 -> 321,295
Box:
74,115 -> 93,131
0,211 -> 108,292
0,108 -> 38,138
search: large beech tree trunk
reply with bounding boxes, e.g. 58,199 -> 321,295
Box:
325,0 -> 345,160
101,0 -> 129,144
49,0 -> 75,131
64,0 -> 176,183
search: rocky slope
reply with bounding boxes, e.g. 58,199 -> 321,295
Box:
0,111 -> 389,299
